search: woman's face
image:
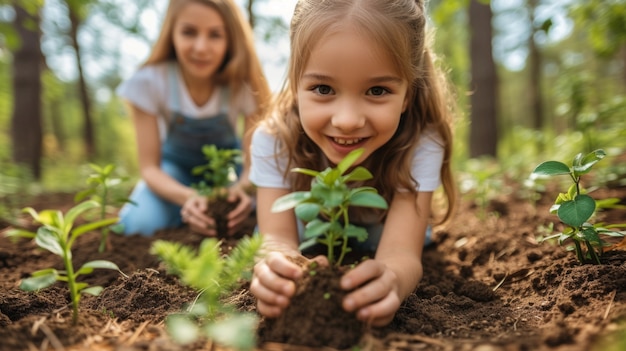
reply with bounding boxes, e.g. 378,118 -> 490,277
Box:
172,2 -> 228,82
296,27 -> 409,166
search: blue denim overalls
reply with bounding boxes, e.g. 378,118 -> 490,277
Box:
120,64 -> 240,236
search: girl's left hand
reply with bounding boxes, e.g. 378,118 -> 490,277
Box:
225,182 -> 255,236
340,259 -> 401,327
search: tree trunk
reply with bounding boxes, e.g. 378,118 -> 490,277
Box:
11,5 -> 43,179
68,6 -> 96,158
468,0 -> 498,158
527,0 -> 544,130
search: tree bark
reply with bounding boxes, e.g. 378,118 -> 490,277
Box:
469,0 -> 498,158
527,0 -> 544,130
11,4 -> 43,179
68,5 -> 96,158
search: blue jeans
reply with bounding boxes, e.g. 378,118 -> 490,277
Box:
119,159 -> 202,236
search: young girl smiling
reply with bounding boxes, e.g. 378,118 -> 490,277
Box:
249,0 -> 457,327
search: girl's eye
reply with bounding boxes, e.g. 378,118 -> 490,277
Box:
368,86 -> 388,96
313,85 -> 333,95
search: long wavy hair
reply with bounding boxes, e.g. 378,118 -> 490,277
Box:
261,0 -> 457,224
143,0 -> 270,122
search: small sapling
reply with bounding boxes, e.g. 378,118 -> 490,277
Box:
150,235 -> 262,350
271,148 -> 388,267
5,200 -> 126,323
75,163 -> 134,252
531,149 -> 626,264
191,145 -> 243,237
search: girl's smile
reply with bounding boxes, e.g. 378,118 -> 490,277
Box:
297,26 -> 409,166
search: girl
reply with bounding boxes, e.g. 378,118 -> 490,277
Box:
117,0 -> 270,236
249,0 -> 456,327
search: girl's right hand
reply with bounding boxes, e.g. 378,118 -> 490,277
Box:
250,252 -> 302,317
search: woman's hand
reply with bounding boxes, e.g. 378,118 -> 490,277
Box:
180,194 -> 216,236
340,259 -> 402,327
251,252 -> 328,318
225,182 -> 255,236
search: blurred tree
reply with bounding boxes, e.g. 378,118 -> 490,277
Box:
469,0 -> 498,157
65,0 -> 96,158
10,1 -> 43,179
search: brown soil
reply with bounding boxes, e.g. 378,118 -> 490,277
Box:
1,186 -> 626,351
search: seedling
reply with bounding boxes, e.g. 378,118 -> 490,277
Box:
191,145 -> 243,237
150,235 -> 262,350
75,163 -> 134,252
192,145 -> 242,199
271,148 -> 388,267
531,149 -> 626,264
4,200 -> 126,324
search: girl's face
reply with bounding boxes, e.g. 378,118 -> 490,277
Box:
172,2 -> 228,82
297,27 -> 409,166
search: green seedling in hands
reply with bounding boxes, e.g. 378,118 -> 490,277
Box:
531,149 -> 626,264
272,148 -> 388,267
192,145 -> 242,199
150,235 -> 262,350
75,163 -> 134,252
5,200 -> 126,324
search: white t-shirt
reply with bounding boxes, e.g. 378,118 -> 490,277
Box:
250,125 -> 444,192
116,61 -> 257,141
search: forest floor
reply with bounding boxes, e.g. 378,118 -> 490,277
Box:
1,184 -> 625,351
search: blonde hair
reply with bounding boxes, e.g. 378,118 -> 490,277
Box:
144,0 -> 270,121
262,0 -> 457,224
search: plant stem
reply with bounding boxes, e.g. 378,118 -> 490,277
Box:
585,240 -> 601,264
573,240 -> 584,264
99,187 -> 108,253
61,245 -> 79,324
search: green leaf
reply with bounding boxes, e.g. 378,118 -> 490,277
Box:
35,227 -> 64,256
291,167 -> 320,178
65,200 -> 100,227
349,191 -> 388,209
557,195 -> 596,227
337,148 -> 364,175
531,161 -> 571,177
4,228 -> 36,241
72,217 -> 120,238
205,313 -> 258,350
344,166 -> 373,182
344,224 -> 368,242
81,286 -> 104,296
298,238 -> 319,251
581,227 -> 602,245
294,203 -> 321,222
323,189 -> 345,208
572,149 -> 606,176
20,272 -> 58,291
166,314 -> 200,345
304,219 -> 331,239
77,260 -> 124,276
271,192 -> 311,213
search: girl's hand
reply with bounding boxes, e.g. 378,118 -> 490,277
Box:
180,194 -> 216,236
251,252 -> 328,318
340,259 -> 401,327
225,183 -> 254,236
250,252 -> 302,317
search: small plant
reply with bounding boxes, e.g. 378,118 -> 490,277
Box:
531,149 -> 626,264
150,235 -> 262,350
75,163 -> 134,252
191,145 -> 243,237
271,148 -> 388,267
192,145 -> 242,199
5,200 -> 126,324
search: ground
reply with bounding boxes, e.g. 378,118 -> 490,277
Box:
0,184 -> 625,351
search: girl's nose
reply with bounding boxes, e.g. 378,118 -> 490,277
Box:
331,99 -> 365,132
193,37 -> 209,51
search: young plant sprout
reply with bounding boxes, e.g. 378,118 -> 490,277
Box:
271,148 -> 388,267
75,163 -> 134,252
191,145 -> 242,199
5,200 -> 126,324
531,149 -> 626,264
191,145 -> 243,237
150,235 -> 262,350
